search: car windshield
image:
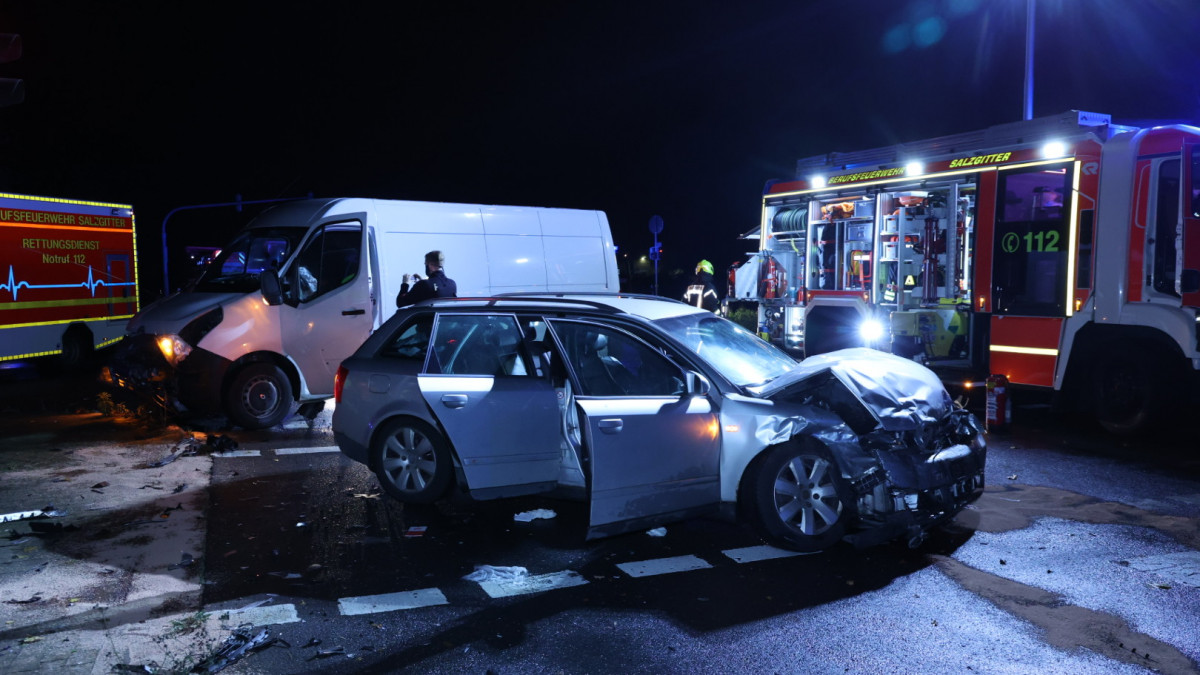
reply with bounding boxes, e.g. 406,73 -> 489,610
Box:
653,313 -> 797,387
192,228 -> 304,293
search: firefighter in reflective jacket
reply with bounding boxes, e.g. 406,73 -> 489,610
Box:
683,259 -> 721,312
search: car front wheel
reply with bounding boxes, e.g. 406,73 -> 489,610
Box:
372,418 -> 453,504
741,441 -> 852,552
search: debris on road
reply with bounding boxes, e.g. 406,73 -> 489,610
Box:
167,552 -> 198,570
646,527 -> 668,537
513,508 -> 557,522
194,626 -> 281,674
464,565 -> 529,582
404,526 -> 427,538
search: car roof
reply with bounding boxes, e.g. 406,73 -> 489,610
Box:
411,292 -> 708,322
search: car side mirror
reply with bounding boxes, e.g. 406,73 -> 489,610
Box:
685,370 -> 711,397
260,270 -> 283,306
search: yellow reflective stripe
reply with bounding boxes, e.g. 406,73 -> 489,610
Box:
990,344 -> 1059,356
0,297 -> 134,311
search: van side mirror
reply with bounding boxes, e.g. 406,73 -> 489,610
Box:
1181,269 -> 1200,294
260,270 -> 283,306
685,370 -> 711,397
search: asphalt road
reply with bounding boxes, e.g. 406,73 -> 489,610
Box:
193,405 -> 1200,675
1,357 -> 1198,674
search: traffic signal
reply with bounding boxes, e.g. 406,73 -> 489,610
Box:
648,243 -> 663,262
0,33 -> 24,107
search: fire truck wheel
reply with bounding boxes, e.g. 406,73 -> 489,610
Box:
1092,350 -> 1173,436
740,440 -> 852,552
226,363 -> 295,430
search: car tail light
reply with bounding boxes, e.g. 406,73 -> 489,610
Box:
334,364 -> 348,404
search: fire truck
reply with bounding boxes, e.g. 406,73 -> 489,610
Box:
735,110 -> 1200,433
0,193 -> 139,366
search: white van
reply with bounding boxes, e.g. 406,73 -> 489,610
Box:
122,198 -> 620,429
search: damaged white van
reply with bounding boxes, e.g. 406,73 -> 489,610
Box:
116,198 -> 620,429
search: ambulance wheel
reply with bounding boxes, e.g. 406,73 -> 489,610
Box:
371,418 -> 453,504
1092,350 -> 1175,436
60,324 -> 94,370
226,363 -> 294,430
740,440 -> 852,552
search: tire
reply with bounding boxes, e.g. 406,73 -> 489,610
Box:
741,441 -> 853,552
371,418 -> 453,504
226,363 -> 293,429
1092,350 -> 1177,436
60,324 -> 94,370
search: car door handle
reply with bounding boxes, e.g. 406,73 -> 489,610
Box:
598,418 -> 623,434
342,308 -> 366,316
441,394 -> 468,409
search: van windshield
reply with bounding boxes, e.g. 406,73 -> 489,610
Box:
192,228 -> 304,293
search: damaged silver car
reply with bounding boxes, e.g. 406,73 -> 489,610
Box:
332,293 -> 985,552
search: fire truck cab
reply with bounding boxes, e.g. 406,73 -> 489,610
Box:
742,111 -> 1200,434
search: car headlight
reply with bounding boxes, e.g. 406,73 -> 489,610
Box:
156,334 -> 192,366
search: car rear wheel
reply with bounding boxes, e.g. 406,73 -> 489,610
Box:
226,363 -> 293,430
741,441 -> 852,552
372,418 -> 453,504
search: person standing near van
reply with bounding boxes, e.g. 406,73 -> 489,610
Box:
683,259 -> 721,312
396,250 -> 458,308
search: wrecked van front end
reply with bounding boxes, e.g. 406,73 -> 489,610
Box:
759,348 -> 986,549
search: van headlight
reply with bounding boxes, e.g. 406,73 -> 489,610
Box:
157,335 -> 192,365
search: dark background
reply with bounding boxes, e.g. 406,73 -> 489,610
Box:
1,0 -> 1198,300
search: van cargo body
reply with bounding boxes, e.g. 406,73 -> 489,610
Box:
1,193 -> 138,365
120,198 -> 620,429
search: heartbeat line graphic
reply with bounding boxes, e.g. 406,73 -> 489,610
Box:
2,265 -> 136,301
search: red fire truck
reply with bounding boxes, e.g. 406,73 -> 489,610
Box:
736,110 -> 1200,433
0,193 -> 139,366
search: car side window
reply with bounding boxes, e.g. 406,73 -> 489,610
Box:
548,320 -> 684,397
381,315 -> 434,363
291,221 -> 362,303
428,314 -> 531,376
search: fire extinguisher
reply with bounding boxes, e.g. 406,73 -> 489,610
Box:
985,374 -> 1011,432
764,256 -> 777,299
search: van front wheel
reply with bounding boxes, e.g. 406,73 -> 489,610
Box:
227,363 -> 293,429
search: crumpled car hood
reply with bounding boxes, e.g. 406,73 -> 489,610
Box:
754,347 -> 953,433
127,291 -> 239,335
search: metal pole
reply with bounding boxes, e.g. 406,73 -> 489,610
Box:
1024,0 -> 1035,121
160,196 -> 311,297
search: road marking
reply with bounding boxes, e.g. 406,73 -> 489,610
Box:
216,603 -> 301,626
476,570 -> 589,598
722,545 -> 809,563
616,554 -> 711,578
274,446 -> 340,455
338,588 -> 449,616
212,450 -> 262,458
1125,551 -> 1200,588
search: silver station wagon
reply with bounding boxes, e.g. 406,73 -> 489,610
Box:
332,293 -> 985,552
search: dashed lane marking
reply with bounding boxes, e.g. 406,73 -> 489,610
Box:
338,588 -> 449,616
616,554 -> 711,578
274,446 -> 340,455
214,603 -> 301,626
212,449 -> 262,458
722,544 -> 809,563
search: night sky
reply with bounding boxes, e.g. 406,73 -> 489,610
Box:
2,1 -> 1198,299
